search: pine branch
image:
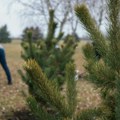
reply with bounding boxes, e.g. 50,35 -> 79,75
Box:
66,63 -> 77,118
27,31 -> 34,59
46,9 -> 57,48
75,1 -> 120,120
115,76 -> 120,119
27,97 -> 57,120
107,0 -> 120,71
107,1 -> 120,119
82,43 -> 97,61
86,62 -> 116,90
24,59 -> 69,117
75,4 -> 108,58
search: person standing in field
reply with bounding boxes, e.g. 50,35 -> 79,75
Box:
0,44 -> 12,85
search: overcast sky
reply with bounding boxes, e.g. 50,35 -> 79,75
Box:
0,1 -> 88,38
0,1 -> 106,38
0,1 -> 23,37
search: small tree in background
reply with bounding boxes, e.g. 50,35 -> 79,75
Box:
19,9 -> 77,119
21,9 -> 77,87
22,26 -> 43,41
75,0 -> 120,119
0,25 -> 11,43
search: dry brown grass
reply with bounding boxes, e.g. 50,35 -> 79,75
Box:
0,40 -> 28,120
0,40 -> 101,119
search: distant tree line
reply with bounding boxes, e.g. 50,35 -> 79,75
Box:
22,27 -> 43,41
0,25 -> 11,43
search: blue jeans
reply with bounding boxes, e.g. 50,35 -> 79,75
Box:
0,48 -> 12,83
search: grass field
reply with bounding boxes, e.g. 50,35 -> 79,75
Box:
0,40 -> 101,119
0,40 -> 28,120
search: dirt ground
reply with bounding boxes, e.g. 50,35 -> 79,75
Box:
0,40 -> 29,120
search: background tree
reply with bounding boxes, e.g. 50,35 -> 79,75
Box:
20,9 -> 77,87
75,0 -> 120,119
19,9 -> 77,116
22,26 -> 43,41
0,25 -> 11,43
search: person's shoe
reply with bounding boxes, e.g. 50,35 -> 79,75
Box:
8,81 -> 12,85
